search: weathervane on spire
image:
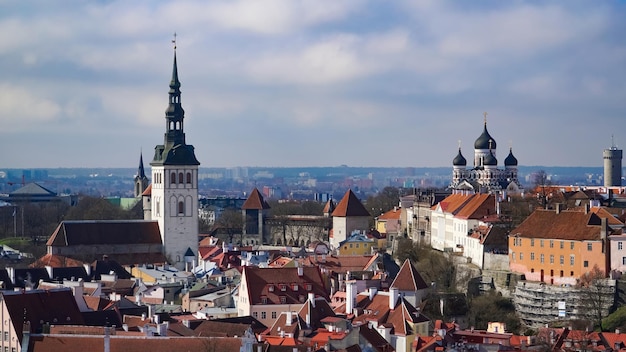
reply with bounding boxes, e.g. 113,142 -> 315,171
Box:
483,111 -> 488,125
172,32 -> 177,50
458,140 -> 462,149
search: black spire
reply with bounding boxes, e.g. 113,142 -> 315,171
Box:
151,41 -> 200,166
138,152 -> 147,179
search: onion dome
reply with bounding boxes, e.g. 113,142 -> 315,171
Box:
504,147 -> 518,166
453,148 -> 467,166
474,121 -> 496,150
484,150 -> 497,166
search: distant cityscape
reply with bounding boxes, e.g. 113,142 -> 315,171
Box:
0,165 -> 616,201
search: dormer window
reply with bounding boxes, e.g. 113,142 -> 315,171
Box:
268,285 -> 275,292
292,284 -> 299,291
280,284 -> 287,291
305,284 -> 312,291
261,296 -> 268,304
280,296 -> 287,304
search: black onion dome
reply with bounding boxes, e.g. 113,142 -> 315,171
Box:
484,150 -> 497,166
453,148 -> 467,166
505,147 -> 518,166
474,122 -> 496,150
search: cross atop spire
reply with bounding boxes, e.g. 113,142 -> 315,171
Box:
483,112 -> 488,125
172,32 -> 177,50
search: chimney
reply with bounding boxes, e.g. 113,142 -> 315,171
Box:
346,280 -> 356,315
555,203 -> 562,214
601,217 -> 608,241
104,326 -> 111,352
286,311 -> 292,326
389,287 -> 399,310
368,287 -> 377,301
308,292 -> 316,308
585,203 -> 590,214
297,266 -> 303,277
6,267 -> 14,285
83,263 -> 91,277
45,265 -> 53,280
22,321 -> 31,352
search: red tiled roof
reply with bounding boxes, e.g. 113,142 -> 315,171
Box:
331,190 -> 370,217
298,254 -> 379,274
2,289 -> 85,340
390,259 -> 428,291
28,335 -> 243,352
454,194 -> 496,219
511,208 -> 610,240
29,254 -> 85,268
242,266 -> 329,305
242,188 -> 271,210
141,184 -> 152,196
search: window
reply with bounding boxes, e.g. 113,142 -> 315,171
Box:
511,252 -> 516,261
261,297 -> 268,304
292,284 -> 299,291
170,172 -> 176,184
540,254 -> 544,263
280,296 -> 287,304
620,242 -> 624,250
355,243 -> 359,248
622,257 -> 626,265
571,241 -> 575,250
550,240 -> 554,248
3,332 -> 7,341
261,312 -> 266,320
550,255 -> 554,264
253,312 -> 258,318
271,312 -> 277,319
531,239 -> 535,247
587,243 -> 593,251
306,284 -> 312,291
560,270 -> 564,277
560,241 -> 564,249
178,201 -> 184,215
178,172 -> 184,184
349,244 -> 353,248
520,252 -> 524,261
540,240 -> 544,248
530,252 -> 535,260
570,255 -> 575,266
268,285 -> 274,292
280,284 -> 287,291
186,172 -> 192,184
584,260 -> 589,268
531,268 -> 535,273
571,271 -> 574,276
560,255 -> 564,265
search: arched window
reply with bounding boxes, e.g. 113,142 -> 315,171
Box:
186,172 -> 192,184
178,172 -> 184,184
170,172 -> 176,184
178,200 -> 184,215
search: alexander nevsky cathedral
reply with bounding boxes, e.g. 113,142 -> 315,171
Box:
450,116 -> 523,195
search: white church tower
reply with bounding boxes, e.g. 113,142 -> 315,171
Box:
150,44 -> 199,270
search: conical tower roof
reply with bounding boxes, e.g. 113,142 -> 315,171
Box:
242,188 -> 271,210
331,190 -> 370,217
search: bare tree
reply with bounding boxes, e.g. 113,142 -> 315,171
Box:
577,265 -> 614,331
215,208 -> 244,245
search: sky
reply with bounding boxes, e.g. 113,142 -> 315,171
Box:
1,1 -> 625,169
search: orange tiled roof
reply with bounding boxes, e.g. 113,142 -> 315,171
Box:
331,190 -> 370,217
29,254 -> 85,268
141,184 -> 152,196
242,266 -> 328,305
378,208 -> 401,220
454,194 -> 496,219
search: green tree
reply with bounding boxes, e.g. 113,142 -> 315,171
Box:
64,196 -> 134,220
468,292 -> 521,334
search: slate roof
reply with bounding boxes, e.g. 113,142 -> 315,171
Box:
242,266 -> 329,305
332,190 -> 370,217
390,259 -> 428,291
511,208 -> 610,240
2,288 -> 85,339
46,220 -> 162,246
10,182 -> 56,196
242,188 -> 271,210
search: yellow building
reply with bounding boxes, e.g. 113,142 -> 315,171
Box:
509,206 -> 612,286
338,231 -> 376,255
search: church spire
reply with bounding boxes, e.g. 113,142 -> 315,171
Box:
138,151 -> 147,179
